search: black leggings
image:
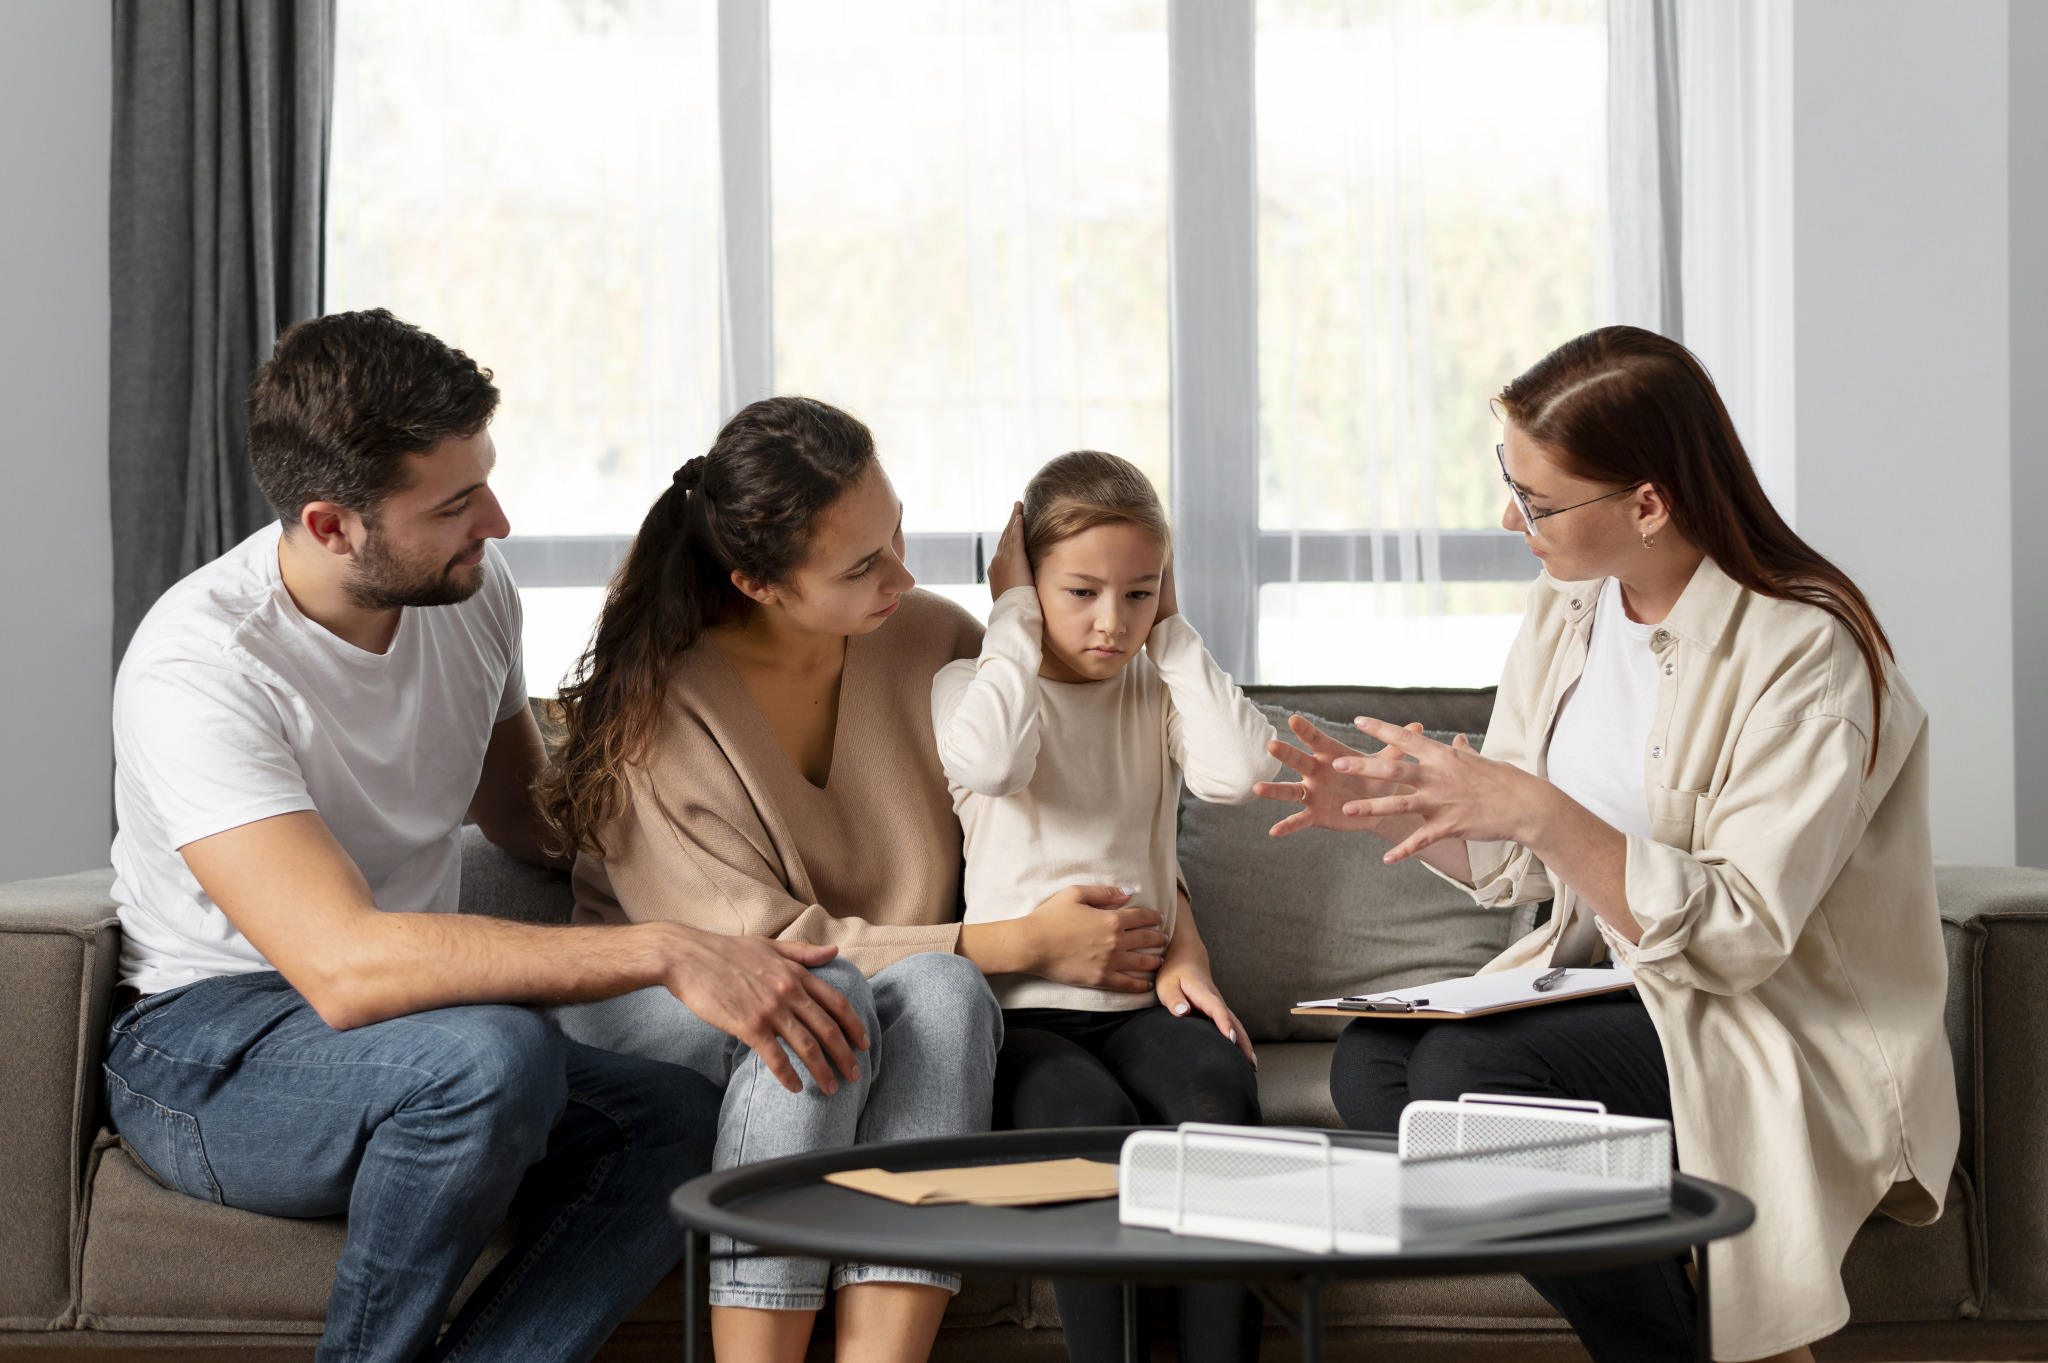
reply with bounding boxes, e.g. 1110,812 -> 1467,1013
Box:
1331,994 -> 1695,1363
997,1006 -> 1263,1363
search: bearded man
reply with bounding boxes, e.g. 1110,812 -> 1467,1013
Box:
102,310 -> 869,1363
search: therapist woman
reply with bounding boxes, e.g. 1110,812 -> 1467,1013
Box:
1257,326 -> 1957,1363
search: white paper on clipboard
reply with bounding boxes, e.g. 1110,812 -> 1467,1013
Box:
1296,965 -> 1636,1017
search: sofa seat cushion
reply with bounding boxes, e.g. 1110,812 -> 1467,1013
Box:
78,1138 -> 511,1334
1841,1166 -> 1981,1323
79,1135 -> 1046,1335
1254,1041 -> 1342,1128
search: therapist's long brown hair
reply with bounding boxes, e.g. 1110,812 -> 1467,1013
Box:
1499,326 -> 1894,766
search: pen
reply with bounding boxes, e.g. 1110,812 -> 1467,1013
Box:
1532,967 -> 1568,993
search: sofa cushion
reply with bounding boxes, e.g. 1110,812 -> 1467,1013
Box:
1244,685 -> 1496,741
1254,1041 -> 1343,1128
459,825 -> 575,924
1840,1166 -> 1981,1323
1180,708 -> 1523,1042
0,866 -> 120,1329
77,1137 -> 515,1333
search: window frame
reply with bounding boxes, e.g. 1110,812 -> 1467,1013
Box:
475,0 -> 1527,684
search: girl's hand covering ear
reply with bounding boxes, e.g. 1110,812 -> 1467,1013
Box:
1156,556 -> 1178,621
988,501 -> 1032,601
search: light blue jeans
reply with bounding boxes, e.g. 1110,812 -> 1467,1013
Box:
550,951 -> 1002,1311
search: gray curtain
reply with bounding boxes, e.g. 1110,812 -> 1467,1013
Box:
109,0 -> 335,661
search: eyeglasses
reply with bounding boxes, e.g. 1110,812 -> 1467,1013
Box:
1495,443 -> 1644,538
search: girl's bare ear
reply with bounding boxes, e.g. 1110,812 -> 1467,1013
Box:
728,568 -> 780,608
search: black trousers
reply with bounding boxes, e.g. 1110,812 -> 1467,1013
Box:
1331,994 -> 1697,1363
997,1006 -> 1263,1363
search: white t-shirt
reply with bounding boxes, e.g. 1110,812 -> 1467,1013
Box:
109,523 -> 527,994
1545,575 -> 1659,840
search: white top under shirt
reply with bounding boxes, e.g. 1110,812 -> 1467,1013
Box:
110,523 -> 527,994
1545,575 -> 1659,840
930,587 -> 1279,1011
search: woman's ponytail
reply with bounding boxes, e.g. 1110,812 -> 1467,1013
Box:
539,397 -> 879,856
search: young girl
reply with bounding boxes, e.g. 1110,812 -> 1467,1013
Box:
931,450 -> 1278,1363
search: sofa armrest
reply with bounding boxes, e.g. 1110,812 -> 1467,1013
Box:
0,868 -> 120,1329
1936,861 -> 2048,1320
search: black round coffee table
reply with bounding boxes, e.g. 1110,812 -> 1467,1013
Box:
670,1126 -> 1753,1363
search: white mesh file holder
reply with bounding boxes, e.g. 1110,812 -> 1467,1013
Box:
1394,1095 -> 1672,1244
1118,1098 -> 1673,1254
1120,1124 -> 1405,1253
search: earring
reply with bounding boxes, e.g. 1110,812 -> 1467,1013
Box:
1641,532 -> 1657,549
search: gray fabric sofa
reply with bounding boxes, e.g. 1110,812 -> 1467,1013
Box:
3,682 -> 2046,1361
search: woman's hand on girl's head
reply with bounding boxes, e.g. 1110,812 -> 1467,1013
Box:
1254,715 -> 1420,838
1335,718 -> 1544,864
988,501 -> 1032,600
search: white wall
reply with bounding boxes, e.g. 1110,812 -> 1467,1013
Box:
1791,0 -> 2015,864
0,2 -> 114,880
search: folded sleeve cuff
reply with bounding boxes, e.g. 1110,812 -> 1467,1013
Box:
979,587 -> 1044,675
1600,834 -> 1703,976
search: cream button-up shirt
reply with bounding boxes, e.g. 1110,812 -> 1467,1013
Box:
1447,558 -> 1957,1361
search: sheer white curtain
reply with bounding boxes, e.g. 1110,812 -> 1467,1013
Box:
1609,0 -> 1793,511
1255,0 -> 1608,687
1676,0 -> 1793,511
770,0 -> 1170,573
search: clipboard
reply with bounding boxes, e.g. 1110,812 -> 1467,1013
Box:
1293,966 -> 1636,1020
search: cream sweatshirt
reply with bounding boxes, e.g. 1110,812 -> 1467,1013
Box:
931,586 -> 1279,1011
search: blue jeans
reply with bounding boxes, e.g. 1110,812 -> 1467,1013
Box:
101,971 -> 721,1363
551,952 -> 1003,1311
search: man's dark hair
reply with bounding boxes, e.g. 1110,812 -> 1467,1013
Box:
246,308 -> 501,526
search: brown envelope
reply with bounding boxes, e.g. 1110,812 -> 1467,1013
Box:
824,1157 -> 1121,1207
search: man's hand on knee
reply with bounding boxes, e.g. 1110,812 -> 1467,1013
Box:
660,931 -> 870,1095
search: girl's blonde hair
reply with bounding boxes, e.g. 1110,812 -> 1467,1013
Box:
1021,450 -> 1171,566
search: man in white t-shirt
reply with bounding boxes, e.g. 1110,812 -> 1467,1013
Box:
102,310 -> 870,1363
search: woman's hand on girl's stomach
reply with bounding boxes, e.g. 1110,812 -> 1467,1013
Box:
1156,961 -> 1256,1066
1332,717 -> 1548,864
988,501 -> 1032,599
1026,884 -> 1167,992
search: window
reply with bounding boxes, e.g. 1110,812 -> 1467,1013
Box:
329,0 -> 1609,693
1254,0 -> 1607,685
328,0 -> 720,689
771,1 -> 1170,546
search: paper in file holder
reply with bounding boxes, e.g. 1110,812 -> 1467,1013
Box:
1118,1095 -> 1672,1254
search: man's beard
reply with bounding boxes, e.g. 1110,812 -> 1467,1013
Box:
345,522 -> 488,610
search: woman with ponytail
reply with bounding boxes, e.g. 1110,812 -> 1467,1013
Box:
540,397 -> 1173,1363
1256,328 -> 1956,1363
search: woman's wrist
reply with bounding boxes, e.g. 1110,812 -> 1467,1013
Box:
957,918 -> 1038,977
1511,776 -> 1579,857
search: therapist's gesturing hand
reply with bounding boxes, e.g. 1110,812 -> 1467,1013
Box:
1255,714 -> 1419,837
1332,717 -> 1548,864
